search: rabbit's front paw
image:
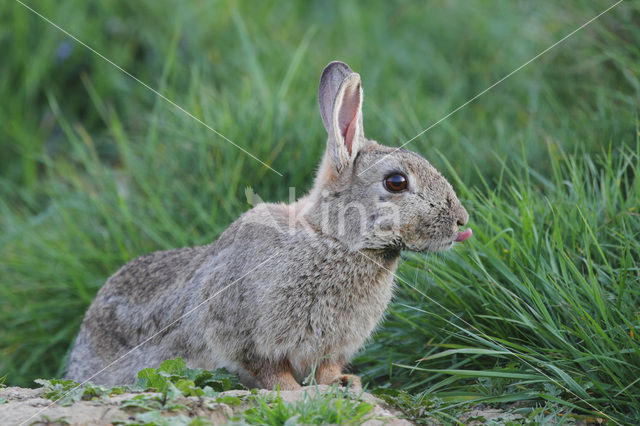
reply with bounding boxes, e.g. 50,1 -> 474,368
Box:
333,374 -> 362,390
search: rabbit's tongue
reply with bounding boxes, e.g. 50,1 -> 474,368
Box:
455,228 -> 472,242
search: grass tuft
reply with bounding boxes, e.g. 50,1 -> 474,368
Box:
357,142 -> 640,422
231,387 -> 374,426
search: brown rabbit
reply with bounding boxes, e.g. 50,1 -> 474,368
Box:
66,61 -> 471,390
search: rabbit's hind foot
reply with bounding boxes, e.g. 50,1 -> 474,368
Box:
333,374 -> 362,390
252,357 -> 302,391
314,360 -> 362,390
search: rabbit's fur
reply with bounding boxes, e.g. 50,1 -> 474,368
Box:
67,61 -> 469,389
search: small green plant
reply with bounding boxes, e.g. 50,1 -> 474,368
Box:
136,358 -> 243,397
119,359 -> 247,424
373,388 -> 445,424
30,415 -> 70,425
35,358 -> 244,410
115,411 -> 211,426
34,378 -> 79,400
232,386 -> 374,425
32,359 -> 246,425
34,378 -> 123,406
120,393 -> 187,413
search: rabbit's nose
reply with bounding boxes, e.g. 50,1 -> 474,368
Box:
455,205 -> 469,226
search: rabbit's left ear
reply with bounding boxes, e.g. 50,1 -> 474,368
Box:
318,61 -> 364,173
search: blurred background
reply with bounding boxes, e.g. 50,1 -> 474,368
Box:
1,0 -> 639,421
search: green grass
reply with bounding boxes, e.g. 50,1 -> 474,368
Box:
231,387 -> 374,425
357,142 -> 640,423
1,0 -> 639,423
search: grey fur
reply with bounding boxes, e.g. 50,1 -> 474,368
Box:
66,61 -> 469,389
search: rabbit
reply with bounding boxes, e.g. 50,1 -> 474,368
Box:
66,61 -> 471,390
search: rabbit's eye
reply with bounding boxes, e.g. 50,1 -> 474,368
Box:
384,173 -> 408,192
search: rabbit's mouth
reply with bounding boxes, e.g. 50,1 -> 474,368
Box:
414,228 -> 472,252
455,228 -> 472,242
413,239 -> 453,253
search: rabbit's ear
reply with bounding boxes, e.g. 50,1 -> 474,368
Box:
318,61 -> 364,172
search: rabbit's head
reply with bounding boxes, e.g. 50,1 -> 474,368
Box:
304,61 -> 470,252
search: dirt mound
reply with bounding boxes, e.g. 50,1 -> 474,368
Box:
0,385 -> 411,425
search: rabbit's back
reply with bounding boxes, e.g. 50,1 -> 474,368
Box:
66,246 -> 210,384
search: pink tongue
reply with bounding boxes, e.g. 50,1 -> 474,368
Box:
455,228 -> 472,242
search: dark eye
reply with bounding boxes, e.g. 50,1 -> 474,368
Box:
384,173 -> 408,192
